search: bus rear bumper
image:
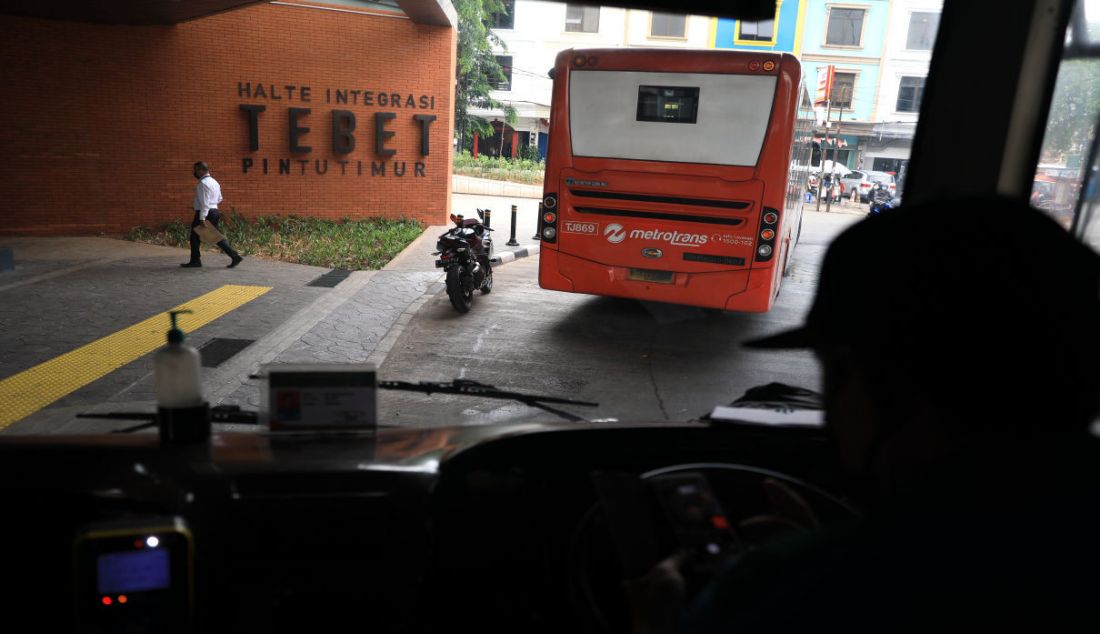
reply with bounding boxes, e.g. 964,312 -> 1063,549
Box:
539,249 -> 777,312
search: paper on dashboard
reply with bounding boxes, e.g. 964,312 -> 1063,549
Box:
708,405 -> 824,427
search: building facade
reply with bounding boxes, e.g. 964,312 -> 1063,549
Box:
1,0 -> 457,235
866,0 -> 942,189
473,1 -> 711,159
711,0 -> 808,55
798,0 -> 891,171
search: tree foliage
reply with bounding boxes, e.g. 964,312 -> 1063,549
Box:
454,0 -> 517,151
1039,59 -> 1100,164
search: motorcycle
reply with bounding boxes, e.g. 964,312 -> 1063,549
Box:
868,183 -> 900,216
434,209 -> 494,313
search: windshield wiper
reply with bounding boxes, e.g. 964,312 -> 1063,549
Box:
378,379 -> 599,422
77,405 -> 259,434
79,379 -> 600,432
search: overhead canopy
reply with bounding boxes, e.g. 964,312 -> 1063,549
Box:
0,0 -> 270,25
0,0 -> 455,27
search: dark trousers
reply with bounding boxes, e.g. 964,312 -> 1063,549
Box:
189,209 -> 239,262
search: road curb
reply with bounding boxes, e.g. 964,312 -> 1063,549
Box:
490,243 -> 540,267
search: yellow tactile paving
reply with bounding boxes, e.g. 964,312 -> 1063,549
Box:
0,284 -> 272,430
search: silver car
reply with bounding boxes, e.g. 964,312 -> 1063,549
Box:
840,170 -> 898,202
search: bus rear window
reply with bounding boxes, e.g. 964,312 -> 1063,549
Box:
570,70 -> 777,166
637,86 -> 699,124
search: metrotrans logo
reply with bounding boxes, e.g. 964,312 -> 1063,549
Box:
604,224 -> 627,243
602,224 -> 709,247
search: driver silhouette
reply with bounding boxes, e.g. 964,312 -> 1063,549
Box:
631,196 -> 1100,633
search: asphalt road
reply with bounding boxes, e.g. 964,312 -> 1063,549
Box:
377,209 -> 863,427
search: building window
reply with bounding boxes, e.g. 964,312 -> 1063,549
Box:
565,5 -> 600,33
906,12 -> 939,50
832,72 -> 855,109
825,7 -> 865,47
650,13 -> 687,38
896,76 -> 925,112
490,0 -> 515,30
738,18 -> 775,42
494,55 -> 512,91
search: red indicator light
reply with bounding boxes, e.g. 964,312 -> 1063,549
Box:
574,55 -> 587,67
763,212 -> 779,224
748,61 -> 761,71
763,60 -> 776,71
134,539 -> 143,549
761,229 -> 776,241
102,597 -> 112,606
118,595 -> 128,604
543,212 -> 557,224
711,515 -> 730,530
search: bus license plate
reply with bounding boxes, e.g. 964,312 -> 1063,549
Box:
628,268 -> 675,284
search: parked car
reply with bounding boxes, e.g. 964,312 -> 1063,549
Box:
841,170 -> 898,202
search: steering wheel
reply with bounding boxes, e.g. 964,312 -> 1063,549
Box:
565,463 -> 859,633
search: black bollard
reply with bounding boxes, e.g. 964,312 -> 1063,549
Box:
533,201 -> 543,241
507,204 -> 520,246
483,208 -> 491,229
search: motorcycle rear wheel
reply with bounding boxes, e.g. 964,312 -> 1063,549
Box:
480,265 -> 493,294
447,267 -> 473,313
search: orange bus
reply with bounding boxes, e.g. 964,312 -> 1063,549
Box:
537,48 -> 816,312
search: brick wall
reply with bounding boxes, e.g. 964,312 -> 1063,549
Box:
0,2 -> 456,235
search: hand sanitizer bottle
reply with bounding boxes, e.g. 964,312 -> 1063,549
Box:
155,310 -> 209,443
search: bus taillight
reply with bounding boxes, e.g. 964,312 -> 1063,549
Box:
756,207 -> 779,263
539,196 -> 558,243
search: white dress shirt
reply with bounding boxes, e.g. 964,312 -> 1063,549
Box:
193,175 -> 223,220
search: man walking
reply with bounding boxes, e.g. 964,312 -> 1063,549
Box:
180,161 -> 243,268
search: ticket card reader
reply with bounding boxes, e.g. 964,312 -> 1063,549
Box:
74,517 -> 193,634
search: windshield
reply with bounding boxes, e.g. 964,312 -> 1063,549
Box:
0,0 -> 1096,436
569,70 -> 777,165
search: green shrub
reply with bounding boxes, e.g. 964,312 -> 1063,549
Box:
123,212 -> 423,270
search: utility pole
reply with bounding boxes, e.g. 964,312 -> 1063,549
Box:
817,97 -> 833,212
826,97 -> 846,214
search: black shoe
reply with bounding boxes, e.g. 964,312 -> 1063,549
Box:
227,255 -> 243,269
180,261 -> 202,268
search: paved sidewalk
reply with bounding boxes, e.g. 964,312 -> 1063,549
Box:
452,174 -> 541,198
0,237 -> 446,433
0,183 -> 549,434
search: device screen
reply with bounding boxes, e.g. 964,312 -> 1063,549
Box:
649,472 -> 741,572
96,548 -> 171,595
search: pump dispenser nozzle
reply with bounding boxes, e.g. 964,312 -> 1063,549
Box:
167,309 -> 193,344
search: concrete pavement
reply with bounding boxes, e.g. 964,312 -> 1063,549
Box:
0,177 -> 860,433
